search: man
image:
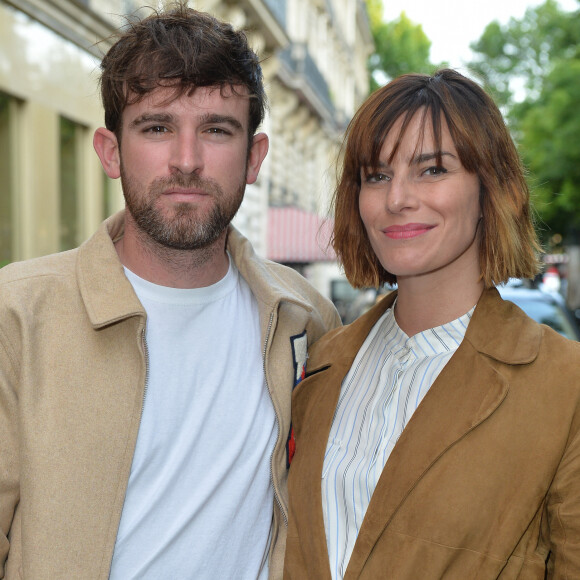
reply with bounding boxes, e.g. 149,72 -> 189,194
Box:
0,5 -> 340,579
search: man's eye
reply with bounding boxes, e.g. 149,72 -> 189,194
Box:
205,127 -> 230,135
145,126 -> 168,134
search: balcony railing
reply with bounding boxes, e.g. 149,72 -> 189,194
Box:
278,43 -> 334,116
263,0 -> 287,29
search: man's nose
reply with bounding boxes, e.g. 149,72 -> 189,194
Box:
169,131 -> 203,175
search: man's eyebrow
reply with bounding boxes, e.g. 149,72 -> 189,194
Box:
129,112 -> 244,131
129,113 -> 174,128
199,113 -> 244,131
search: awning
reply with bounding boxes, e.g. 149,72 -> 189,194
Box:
267,207 -> 336,263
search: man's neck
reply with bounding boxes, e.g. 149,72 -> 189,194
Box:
115,222 -> 230,289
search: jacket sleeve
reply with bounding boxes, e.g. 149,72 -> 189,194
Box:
0,327 -> 19,578
546,416 -> 580,577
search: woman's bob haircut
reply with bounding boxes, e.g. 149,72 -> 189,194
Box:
332,68 -> 541,288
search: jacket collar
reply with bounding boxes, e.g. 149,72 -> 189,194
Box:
226,225 -> 315,312
77,211 -> 145,329
308,287 -> 541,372
77,211 -> 315,329
465,286 -> 541,364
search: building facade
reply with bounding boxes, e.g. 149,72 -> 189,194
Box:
0,0 -> 372,296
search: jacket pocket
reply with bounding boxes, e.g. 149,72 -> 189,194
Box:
304,364 -> 331,379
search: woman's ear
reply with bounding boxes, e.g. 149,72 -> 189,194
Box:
93,128 -> 121,179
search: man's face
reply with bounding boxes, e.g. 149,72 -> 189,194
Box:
114,86 -> 261,250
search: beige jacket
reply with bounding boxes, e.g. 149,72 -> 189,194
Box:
285,288 -> 580,579
0,211 -> 341,579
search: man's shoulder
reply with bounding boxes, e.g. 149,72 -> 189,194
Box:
227,226 -> 336,307
0,214 -> 118,291
0,252 -> 82,322
0,249 -> 78,288
259,258 -> 316,293
252,256 -> 337,314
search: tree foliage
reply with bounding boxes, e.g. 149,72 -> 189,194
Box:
468,0 -> 580,241
366,0 -> 437,92
469,0 -> 577,108
520,59 -> 580,237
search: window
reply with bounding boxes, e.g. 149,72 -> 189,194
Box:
59,116 -> 82,251
0,93 -> 14,266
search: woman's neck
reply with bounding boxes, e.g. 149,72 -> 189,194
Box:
394,275 -> 484,337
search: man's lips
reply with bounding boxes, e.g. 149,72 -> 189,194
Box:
162,188 -> 207,196
161,188 -> 209,201
382,223 -> 435,239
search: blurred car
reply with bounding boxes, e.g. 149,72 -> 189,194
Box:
331,279 -> 396,324
497,282 -> 580,341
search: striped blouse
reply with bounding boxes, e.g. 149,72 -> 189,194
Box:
321,302 -> 474,579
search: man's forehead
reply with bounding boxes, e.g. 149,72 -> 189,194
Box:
124,84 -> 251,120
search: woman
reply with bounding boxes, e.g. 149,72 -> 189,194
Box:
284,69 -> 580,579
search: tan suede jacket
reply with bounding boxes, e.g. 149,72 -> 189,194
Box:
285,289 -> 580,579
0,211 -> 341,580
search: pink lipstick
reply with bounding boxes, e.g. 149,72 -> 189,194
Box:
383,223 -> 434,239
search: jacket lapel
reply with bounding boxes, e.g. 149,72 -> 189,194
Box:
345,340 -> 509,577
290,293 -> 397,577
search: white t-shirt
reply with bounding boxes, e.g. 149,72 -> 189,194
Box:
109,257 -> 276,579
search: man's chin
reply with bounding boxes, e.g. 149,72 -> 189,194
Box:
157,199 -> 204,217
134,211 -> 228,250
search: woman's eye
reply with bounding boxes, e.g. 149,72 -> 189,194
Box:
365,172 -> 390,183
423,165 -> 447,176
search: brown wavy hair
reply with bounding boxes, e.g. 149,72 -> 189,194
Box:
332,68 -> 542,288
99,2 -> 266,143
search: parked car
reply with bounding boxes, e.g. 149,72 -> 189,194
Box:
497,282 -> 580,341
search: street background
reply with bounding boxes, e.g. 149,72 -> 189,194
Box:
1,0 -> 579,326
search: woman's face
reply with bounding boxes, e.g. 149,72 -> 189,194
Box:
359,110 -> 482,289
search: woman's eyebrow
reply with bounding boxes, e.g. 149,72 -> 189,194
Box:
412,151 -> 457,164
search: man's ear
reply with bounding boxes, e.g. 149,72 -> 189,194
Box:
93,128 -> 121,179
246,132 -> 269,185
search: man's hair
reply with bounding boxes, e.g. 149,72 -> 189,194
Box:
332,68 -> 541,289
99,3 -> 267,141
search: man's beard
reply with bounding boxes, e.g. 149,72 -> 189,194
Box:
120,165 -> 245,251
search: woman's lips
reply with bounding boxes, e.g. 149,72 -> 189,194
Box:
383,223 -> 435,239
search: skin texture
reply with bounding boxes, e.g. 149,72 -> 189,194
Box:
93,86 -> 269,288
358,111 -> 484,336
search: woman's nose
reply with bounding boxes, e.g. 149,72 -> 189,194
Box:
386,176 -> 415,213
